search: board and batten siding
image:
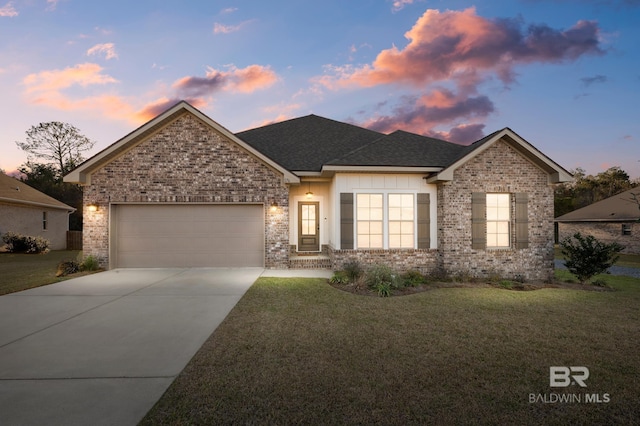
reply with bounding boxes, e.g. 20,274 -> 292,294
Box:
331,173 -> 437,250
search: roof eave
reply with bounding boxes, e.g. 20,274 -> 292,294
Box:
0,197 -> 76,212
425,129 -> 573,184
321,165 -> 441,174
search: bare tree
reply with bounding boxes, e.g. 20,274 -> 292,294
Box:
16,122 -> 95,176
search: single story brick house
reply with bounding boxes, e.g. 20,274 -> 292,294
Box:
0,172 -> 75,250
64,101 -> 571,280
556,187 -> 640,254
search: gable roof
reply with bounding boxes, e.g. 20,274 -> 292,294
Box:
236,114 -> 383,172
64,101 -> 299,185
426,128 -> 573,184
0,173 -> 75,211
555,187 -> 640,222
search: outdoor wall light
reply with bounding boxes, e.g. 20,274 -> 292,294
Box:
87,203 -> 99,212
270,201 -> 279,212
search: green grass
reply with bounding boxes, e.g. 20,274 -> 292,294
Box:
142,275 -> 640,425
0,250 -> 81,295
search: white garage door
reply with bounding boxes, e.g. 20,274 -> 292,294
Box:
112,204 -> 264,268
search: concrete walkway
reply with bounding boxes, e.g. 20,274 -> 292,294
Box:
0,268 -> 265,426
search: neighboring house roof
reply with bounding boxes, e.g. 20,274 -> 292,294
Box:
0,173 -> 75,211
236,114 -> 383,172
555,187 -> 640,222
64,101 -> 300,185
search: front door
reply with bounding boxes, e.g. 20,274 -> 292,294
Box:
298,202 -> 320,251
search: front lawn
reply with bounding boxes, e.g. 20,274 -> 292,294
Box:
142,273 -> 640,425
0,250 -> 81,295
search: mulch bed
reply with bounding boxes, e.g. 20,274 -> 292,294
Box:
328,279 -> 615,297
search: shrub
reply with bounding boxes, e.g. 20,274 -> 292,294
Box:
329,271 -> 349,284
2,232 -> 50,254
81,255 -> 100,271
373,282 -> 392,297
56,260 -> 80,277
560,233 -> 624,284
343,260 -> 363,282
401,270 -> 428,287
365,264 -> 401,295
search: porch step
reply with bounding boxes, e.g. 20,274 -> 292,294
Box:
289,254 -> 332,270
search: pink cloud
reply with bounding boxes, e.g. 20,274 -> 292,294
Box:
87,43 -> 118,60
356,87 -> 494,143
321,7 -> 603,143
0,2 -> 18,17
134,97 -> 207,122
173,64 -> 278,97
23,63 -> 118,94
322,8 -> 603,89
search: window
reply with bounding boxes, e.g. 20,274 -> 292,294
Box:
42,211 -> 48,231
622,224 -> 632,236
356,194 -> 383,248
388,194 -> 414,248
486,194 -> 510,248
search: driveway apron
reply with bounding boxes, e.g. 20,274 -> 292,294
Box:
0,267 -> 262,426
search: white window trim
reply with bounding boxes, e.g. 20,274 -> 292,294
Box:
354,191 -> 418,250
486,193 -> 511,249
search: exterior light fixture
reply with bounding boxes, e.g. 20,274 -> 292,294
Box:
87,203 -> 99,212
305,182 -> 313,199
270,201 -> 279,212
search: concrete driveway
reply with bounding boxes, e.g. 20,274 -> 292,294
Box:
0,267 -> 264,426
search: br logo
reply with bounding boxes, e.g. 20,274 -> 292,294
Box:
549,366 -> 589,388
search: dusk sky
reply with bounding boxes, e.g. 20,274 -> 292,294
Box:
1,0 -> 639,178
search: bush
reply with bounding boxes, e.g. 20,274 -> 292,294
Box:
343,260 -> 363,282
329,271 -> 349,284
560,233 -> 624,284
81,255 -> 100,271
401,270 -> 428,287
365,264 -> 401,295
56,260 -> 80,277
2,232 -> 50,254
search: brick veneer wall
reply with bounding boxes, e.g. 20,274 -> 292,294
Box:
437,140 -> 555,281
328,247 -> 439,274
83,112 -> 289,268
558,222 -> 640,254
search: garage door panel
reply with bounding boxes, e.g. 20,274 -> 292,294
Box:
113,205 -> 264,268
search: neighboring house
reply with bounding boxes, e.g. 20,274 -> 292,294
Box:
64,101 -> 572,280
0,173 -> 75,250
556,188 -> 640,254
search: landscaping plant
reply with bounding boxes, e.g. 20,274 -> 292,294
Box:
560,232 -> 624,284
2,232 -> 50,254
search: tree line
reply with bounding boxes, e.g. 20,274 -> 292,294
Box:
554,166 -> 640,217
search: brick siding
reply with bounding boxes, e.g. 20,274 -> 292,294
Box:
329,247 -> 439,275
437,140 -> 555,281
83,112 -> 289,268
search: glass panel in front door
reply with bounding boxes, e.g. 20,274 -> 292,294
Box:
301,204 -> 316,235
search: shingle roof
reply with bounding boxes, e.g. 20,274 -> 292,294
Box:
0,173 -> 75,211
326,130 -> 467,167
236,115 -> 384,171
555,187 -> 640,221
